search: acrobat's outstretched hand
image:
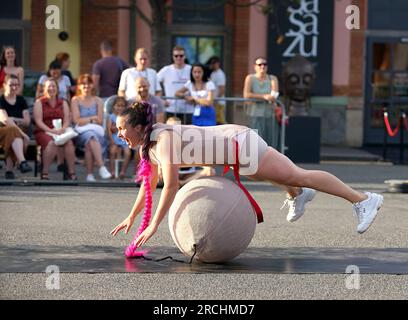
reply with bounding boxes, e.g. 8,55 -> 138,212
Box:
110,216 -> 134,236
133,223 -> 158,248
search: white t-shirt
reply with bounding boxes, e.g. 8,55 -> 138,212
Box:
118,67 -> 161,99
38,74 -> 72,101
210,69 -> 226,106
184,80 -> 216,100
157,64 -> 192,113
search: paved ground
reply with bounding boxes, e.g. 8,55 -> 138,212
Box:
0,162 -> 407,300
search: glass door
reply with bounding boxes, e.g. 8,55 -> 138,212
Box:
364,37 -> 408,145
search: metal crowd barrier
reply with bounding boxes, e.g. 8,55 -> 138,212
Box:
161,96 -> 287,154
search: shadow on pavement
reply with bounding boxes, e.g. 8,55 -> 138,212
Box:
1,245 -> 407,274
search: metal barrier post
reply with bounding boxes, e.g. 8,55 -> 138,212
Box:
277,99 -> 287,155
270,101 -> 277,150
400,109 -> 404,164
383,107 -> 388,160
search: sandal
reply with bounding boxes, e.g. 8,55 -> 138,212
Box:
5,171 -> 15,180
68,173 -> 77,181
41,173 -> 49,180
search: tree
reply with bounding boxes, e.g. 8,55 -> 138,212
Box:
82,0 -> 299,69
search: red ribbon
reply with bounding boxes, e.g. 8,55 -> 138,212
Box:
383,112 -> 401,137
222,140 -> 264,223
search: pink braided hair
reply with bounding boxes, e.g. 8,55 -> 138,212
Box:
124,101 -> 155,258
124,158 -> 152,258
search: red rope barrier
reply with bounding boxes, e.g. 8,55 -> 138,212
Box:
274,106 -> 289,126
383,112 -> 400,137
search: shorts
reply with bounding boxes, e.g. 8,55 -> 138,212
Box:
234,129 -> 268,176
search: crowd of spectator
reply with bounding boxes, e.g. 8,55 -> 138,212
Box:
0,41 -> 278,181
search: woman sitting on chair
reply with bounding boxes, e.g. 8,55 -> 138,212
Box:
0,74 -> 32,179
33,78 -> 76,180
71,74 -> 111,182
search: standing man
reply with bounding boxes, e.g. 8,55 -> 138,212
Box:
157,45 -> 192,124
208,56 -> 227,124
118,48 -> 161,100
92,40 -> 129,99
129,77 -> 165,181
131,77 -> 165,124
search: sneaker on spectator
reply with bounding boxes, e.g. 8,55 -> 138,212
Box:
281,188 -> 316,222
86,174 -> 96,182
352,192 -> 384,234
5,171 -> 15,179
99,166 -> 112,179
19,161 -> 32,173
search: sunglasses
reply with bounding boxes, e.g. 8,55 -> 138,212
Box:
256,63 -> 268,66
173,54 -> 185,58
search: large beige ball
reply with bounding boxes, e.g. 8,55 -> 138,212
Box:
168,176 -> 257,263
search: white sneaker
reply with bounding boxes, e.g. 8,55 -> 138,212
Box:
352,192 -> 384,234
86,174 -> 96,182
281,188 -> 316,222
99,166 -> 112,179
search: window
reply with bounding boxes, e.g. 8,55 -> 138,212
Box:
172,0 -> 224,25
371,42 -> 408,101
369,41 -> 408,129
173,35 -> 223,65
368,0 -> 408,30
0,30 -> 23,65
0,1 -> 22,19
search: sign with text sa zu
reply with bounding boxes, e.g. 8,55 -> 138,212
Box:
268,0 -> 334,96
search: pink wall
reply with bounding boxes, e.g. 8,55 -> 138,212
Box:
118,0 -> 130,62
136,0 -> 152,58
248,0 -> 268,74
332,0 -> 351,86
117,0 -> 152,64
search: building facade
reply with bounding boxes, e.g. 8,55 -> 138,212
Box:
1,0 -> 407,147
